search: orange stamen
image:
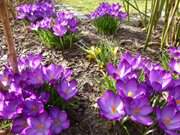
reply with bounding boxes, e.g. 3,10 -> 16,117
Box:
37,124 -> 44,129
111,106 -> 116,114
176,99 -> 180,105
31,105 -> 38,112
133,107 -> 141,115
163,117 -> 171,125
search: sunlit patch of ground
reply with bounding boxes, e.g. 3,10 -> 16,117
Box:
58,0 -> 151,14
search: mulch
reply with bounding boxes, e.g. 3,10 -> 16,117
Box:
0,16 -> 163,135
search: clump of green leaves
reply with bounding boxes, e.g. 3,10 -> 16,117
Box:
94,15 -> 119,35
161,51 -> 170,71
36,30 -> 77,49
89,3 -> 127,35
100,74 -> 116,92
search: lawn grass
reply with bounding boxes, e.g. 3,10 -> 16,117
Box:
58,0 -> 151,14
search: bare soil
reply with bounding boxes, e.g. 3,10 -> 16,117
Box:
0,17 -> 163,135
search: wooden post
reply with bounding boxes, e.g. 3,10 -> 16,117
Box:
0,0 -> 18,73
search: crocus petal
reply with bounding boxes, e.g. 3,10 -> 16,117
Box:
98,90 -> 125,120
131,115 -> 153,126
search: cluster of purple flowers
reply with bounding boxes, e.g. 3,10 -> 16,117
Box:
52,11 -> 79,37
0,54 -> 78,134
89,2 -> 127,20
16,1 -> 79,38
30,11 -> 79,37
16,1 -> 55,23
98,48 -> 180,135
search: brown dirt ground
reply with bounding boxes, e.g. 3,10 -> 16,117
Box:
0,17 -> 164,135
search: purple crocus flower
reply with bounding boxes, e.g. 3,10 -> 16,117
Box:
110,3 -> 121,17
43,64 -> 63,82
106,60 -> 132,80
0,94 -> 23,119
50,107 -> 70,134
38,91 -> 50,104
118,11 -> 128,20
141,59 -> 154,74
169,59 -> 180,74
52,11 -> 78,37
62,68 -> 73,80
89,2 -> 127,21
0,92 -> 5,111
143,61 -> 163,74
156,105 -> 180,135
23,99 -> 44,117
39,17 -> 52,29
12,117 -> 28,134
0,68 -> 13,87
69,18 -> 78,32
121,52 -> 143,70
169,85 -> 180,110
0,74 -> 10,88
116,78 -> 146,99
16,4 -> 31,20
124,96 -> 153,126
8,84 -> 23,98
168,47 -> 180,59
25,113 -> 52,135
56,79 -> 78,100
53,24 -> 67,37
149,69 -> 172,91
30,22 -> 40,31
16,2 -> 55,23
18,54 -> 42,72
27,68 -> 44,86
98,90 -> 125,120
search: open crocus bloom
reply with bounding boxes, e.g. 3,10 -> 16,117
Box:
106,59 -> 132,80
56,79 -> 78,100
124,96 -> 153,126
43,64 -> 63,82
50,107 -> 70,134
120,52 -> 143,70
149,69 -> 172,91
12,117 -> 28,134
169,85 -> 180,110
169,59 -> 180,74
25,113 -> 52,135
156,105 -> 180,135
116,78 -> 146,99
23,99 -> 44,117
0,93 -> 23,119
98,90 -> 125,120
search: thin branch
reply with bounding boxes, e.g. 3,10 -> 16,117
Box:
0,0 -> 19,73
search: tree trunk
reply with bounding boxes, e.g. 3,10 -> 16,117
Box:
0,0 -> 18,73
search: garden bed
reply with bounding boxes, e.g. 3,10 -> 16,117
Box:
0,14 -> 163,135
0,0 -> 179,134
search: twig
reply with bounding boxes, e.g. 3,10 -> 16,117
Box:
0,0 -> 19,73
